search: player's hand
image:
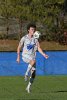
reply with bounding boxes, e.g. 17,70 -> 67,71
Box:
43,54 -> 49,59
16,57 -> 20,63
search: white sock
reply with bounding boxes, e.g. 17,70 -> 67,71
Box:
27,82 -> 31,89
25,64 -> 32,76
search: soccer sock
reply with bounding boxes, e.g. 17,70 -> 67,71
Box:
30,77 -> 34,83
26,67 -> 36,90
29,67 -> 36,83
27,82 -> 31,89
25,64 -> 32,76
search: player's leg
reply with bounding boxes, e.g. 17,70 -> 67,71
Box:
26,65 -> 36,93
25,60 -> 35,81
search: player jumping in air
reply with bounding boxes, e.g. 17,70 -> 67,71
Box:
16,23 -> 49,93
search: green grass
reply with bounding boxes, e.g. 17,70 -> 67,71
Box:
0,76 -> 67,100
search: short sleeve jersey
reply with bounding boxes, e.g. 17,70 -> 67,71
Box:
19,34 -> 38,57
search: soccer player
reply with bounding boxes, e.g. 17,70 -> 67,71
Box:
16,23 -> 49,93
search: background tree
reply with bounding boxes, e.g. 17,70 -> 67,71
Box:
40,0 -> 64,42
0,0 -> 13,38
0,0 -> 66,44
64,0 -> 67,12
10,0 -> 31,40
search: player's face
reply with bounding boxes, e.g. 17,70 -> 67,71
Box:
28,27 -> 36,36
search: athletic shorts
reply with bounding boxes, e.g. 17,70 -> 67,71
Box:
22,54 -> 36,63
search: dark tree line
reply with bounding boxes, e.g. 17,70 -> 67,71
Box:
0,0 -> 67,44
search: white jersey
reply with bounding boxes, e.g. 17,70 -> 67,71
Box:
19,34 -> 38,63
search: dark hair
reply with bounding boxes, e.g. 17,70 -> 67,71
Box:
27,22 -> 36,31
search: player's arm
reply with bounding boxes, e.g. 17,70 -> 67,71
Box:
37,42 -> 49,59
16,45 -> 21,63
16,37 -> 24,63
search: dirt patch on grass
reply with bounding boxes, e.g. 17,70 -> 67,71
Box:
0,40 -> 67,51
0,40 -> 19,51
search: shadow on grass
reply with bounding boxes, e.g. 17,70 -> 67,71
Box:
40,90 -> 67,94
53,90 -> 67,93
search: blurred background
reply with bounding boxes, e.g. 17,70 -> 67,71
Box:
0,0 -> 67,51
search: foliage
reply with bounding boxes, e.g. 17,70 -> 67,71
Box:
0,0 -> 67,44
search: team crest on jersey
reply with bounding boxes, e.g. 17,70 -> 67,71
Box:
27,44 -> 35,50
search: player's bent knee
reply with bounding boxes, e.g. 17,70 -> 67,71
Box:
30,60 -> 36,66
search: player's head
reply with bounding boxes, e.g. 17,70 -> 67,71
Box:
27,22 -> 36,35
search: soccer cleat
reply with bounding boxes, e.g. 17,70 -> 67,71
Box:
24,75 -> 28,81
26,87 -> 30,93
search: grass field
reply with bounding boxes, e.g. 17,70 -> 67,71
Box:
0,76 -> 67,100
